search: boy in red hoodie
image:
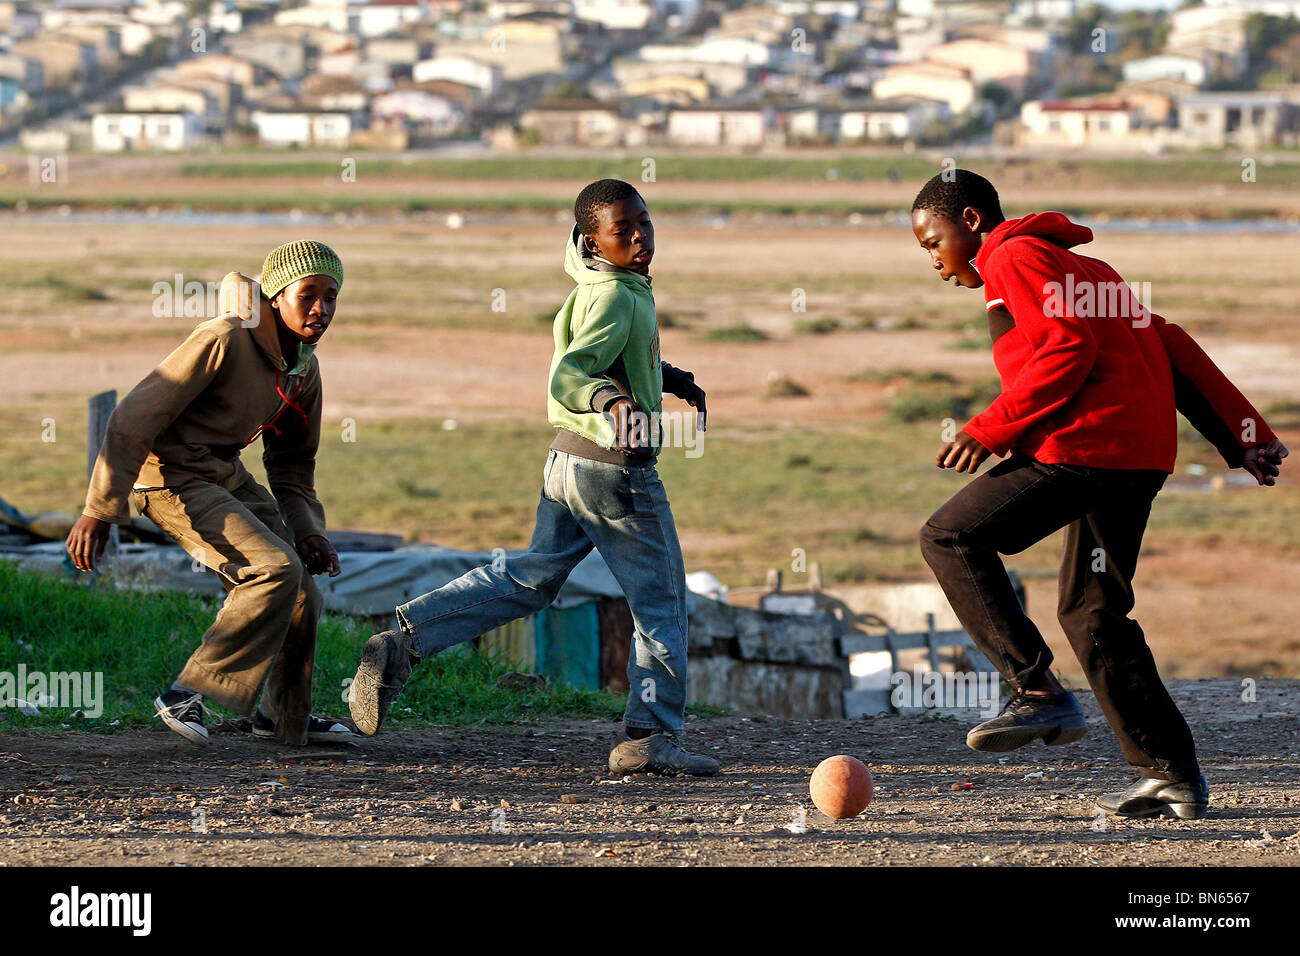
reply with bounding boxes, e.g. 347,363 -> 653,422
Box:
911,170 -> 1288,820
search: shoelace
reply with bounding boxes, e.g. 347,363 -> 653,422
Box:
154,693 -> 216,724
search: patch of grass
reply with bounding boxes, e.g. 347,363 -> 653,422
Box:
702,322 -> 768,344
0,562 -> 625,734
887,378 -> 1001,423
656,310 -> 694,329
29,275 -> 111,302
792,316 -> 842,335
845,368 -> 958,386
856,314 -> 924,331
946,333 -> 992,351
763,375 -> 810,399
1263,399 -> 1300,423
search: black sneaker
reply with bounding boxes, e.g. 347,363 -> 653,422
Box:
348,629 -> 419,736
1096,775 -> 1209,820
965,690 -> 1087,753
154,689 -> 209,746
251,710 -> 357,745
609,732 -> 721,777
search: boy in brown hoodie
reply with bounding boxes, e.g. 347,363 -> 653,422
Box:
66,240 -> 350,747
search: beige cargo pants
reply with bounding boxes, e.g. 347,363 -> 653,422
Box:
133,470 -> 321,745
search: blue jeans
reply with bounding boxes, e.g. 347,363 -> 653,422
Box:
395,449 -> 689,732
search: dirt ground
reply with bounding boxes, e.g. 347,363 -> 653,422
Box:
1,679 -> 1296,867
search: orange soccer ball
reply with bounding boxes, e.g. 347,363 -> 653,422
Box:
809,755 -> 874,819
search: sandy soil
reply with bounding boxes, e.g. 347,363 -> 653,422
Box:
0,679 -> 1296,867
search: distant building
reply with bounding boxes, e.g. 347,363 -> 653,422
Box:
1019,98 -> 1151,151
371,89 -> 465,134
92,110 -> 204,151
1165,5 -> 1250,84
640,38 -> 773,68
0,53 -> 45,95
573,0 -> 652,31
11,36 -> 95,90
666,104 -> 773,147
612,55 -> 752,99
173,54 -> 267,91
926,37 -> 1033,95
521,98 -> 623,147
1122,55 -> 1207,88
413,55 -> 503,96
122,83 -> 219,131
1177,92 -> 1299,149
250,109 -> 352,148
873,62 -> 977,114
838,97 -> 948,141
354,0 -> 428,37
1009,0 -> 1076,19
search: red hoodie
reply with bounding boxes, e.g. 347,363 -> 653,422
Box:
964,212 -> 1275,472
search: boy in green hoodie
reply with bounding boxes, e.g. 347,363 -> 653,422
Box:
348,179 -> 719,777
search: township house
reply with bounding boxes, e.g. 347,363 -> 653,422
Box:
1018,98 -> 1149,151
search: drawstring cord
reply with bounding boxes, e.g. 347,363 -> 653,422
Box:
244,368 -> 309,447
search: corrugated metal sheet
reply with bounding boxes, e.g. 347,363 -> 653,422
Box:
535,604 -> 601,691
478,615 -> 537,672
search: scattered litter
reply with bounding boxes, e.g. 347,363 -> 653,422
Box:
1,698 -> 40,716
951,782 -> 974,791
1023,771 -> 1044,780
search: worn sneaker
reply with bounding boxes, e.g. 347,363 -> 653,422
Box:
349,629 -> 418,736
609,732 -> 721,777
1096,775 -> 1209,821
251,710 -> 357,745
965,690 -> 1087,753
154,690 -> 209,746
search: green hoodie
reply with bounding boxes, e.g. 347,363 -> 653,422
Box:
548,226 -> 665,458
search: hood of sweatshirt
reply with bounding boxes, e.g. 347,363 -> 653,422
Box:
564,225 -> 653,293
216,271 -> 313,374
974,212 -> 1094,274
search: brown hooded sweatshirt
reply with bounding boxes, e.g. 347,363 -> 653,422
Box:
83,272 -> 326,543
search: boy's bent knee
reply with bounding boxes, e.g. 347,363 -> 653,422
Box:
251,550 -> 304,590
919,518 -> 957,557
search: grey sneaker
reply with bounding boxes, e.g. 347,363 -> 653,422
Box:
1096,775 -> 1209,820
609,732 -> 720,777
348,629 -> 418,736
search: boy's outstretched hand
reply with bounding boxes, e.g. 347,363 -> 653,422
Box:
1243,438 -> 1289,487
66,514 -> 111,572
297,535 -> 341,576
937,430 -> 993,474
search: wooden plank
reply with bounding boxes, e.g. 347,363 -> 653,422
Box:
87,390 -> 120,566
925,612 -> 942,672
839,629 -> 971,656
87,390 -> 116,480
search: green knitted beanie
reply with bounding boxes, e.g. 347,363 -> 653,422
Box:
259,239 -> 344,299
